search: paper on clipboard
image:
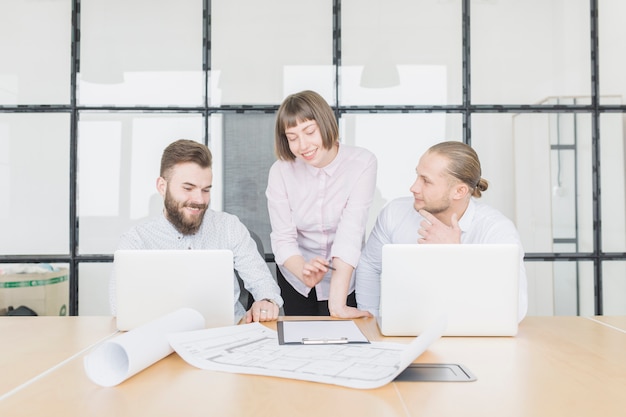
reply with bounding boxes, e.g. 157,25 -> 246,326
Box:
277,320 -> 370,345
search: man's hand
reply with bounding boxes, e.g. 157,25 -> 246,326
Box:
245,299 -> 279,323
417,209 -> 461,244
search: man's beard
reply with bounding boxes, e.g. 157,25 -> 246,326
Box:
164,189 -> 207,235
414,196 -> 450,215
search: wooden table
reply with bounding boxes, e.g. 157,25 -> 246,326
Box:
401,316 -> 626,417
0,316 -> 624,417
590,315 -> 626,333
0,316 -> 117,397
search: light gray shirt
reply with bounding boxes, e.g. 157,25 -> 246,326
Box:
356,196 -> 528,320
109,209 -> 283,323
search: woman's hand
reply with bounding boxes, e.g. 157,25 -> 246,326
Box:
327,257 -> 372,318
328,303 -> 373,319
301,257 -> 333,288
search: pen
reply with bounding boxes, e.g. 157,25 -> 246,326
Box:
302,337 -> 348,345
326,260 -> 336,271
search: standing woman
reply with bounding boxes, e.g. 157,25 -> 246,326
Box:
266,90 -> 377,318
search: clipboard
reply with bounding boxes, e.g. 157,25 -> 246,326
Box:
277,320 -> 370,345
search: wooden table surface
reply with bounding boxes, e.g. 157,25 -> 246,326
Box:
0,316 -> 117,397
590,315 -> 626,333
0,315 -> 624,417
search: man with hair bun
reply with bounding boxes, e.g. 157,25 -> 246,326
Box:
356,141 -> 527,321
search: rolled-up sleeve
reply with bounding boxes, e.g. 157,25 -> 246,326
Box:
330,153 -> 377,268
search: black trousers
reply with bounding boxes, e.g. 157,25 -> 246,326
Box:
277,268 -> 357,316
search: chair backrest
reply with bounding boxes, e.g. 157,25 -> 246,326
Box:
248,230 -> 264,258
237,229 -> 265,310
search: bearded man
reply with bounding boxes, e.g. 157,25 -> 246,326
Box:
109,139 -> 282,324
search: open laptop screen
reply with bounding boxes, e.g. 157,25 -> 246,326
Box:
114,249 -> 235,331
379,244 -> 519,336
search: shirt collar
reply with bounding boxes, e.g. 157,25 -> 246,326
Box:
457,198 -> 476,233
304,143 -> 342,177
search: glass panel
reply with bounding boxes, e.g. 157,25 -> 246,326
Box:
0,262 -> 70,317
525,261 -> 554,316
472,0 -> 590,105
77,112 -> 205,254
471,115 -> 520,224
340,113 -> 462,233
78,0 -> 204,107
211,0 -> 333,106
78,262 -> 112,316
222,113 -> 276,253
0,113 -> 70,255
600,113 -> 626,252
500,112 -> 593,253
525,260 -> 595,316
0,1 -> 71,105
602,261 -> 626,315
342,0 -> 461,106
220,111 -> 464,254
599,0 -> 626,104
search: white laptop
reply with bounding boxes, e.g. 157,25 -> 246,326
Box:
114,249 -> 235,331
378,244 -> 520,337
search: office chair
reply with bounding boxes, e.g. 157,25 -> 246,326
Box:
237,229 -> 265,310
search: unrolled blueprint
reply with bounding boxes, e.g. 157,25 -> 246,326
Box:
168,316 -> 446,389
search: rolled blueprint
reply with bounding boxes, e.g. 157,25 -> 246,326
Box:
84,308 -> 205,387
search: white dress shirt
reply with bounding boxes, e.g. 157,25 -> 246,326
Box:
356,196 -> 528,320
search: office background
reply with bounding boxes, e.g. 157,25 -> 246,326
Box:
1,0 -> 625,317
